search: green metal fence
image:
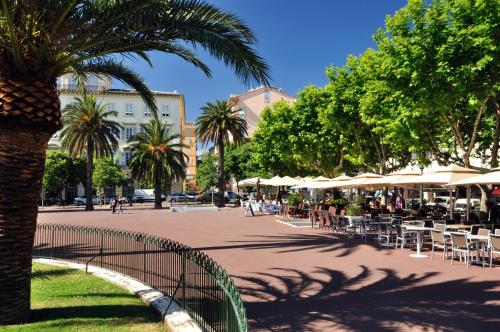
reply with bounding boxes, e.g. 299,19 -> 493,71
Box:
33,223 -> 247,332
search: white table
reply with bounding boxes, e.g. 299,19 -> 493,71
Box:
402,225 -> 433,258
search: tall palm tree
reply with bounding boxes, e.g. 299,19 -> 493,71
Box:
60,96 -> 122,211
196,100 -> 248,207
128,118 -> 186,209
0,1 -> 269,323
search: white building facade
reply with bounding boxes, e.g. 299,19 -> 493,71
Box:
50,75 -> 187,195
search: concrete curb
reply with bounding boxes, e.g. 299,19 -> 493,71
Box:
34,258 -> 203,332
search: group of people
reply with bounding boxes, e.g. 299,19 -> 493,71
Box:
110,196 -> 124,214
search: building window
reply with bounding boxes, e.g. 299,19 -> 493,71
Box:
107,102 -> 115,111
161,104 -> 169,117
264,89 -> 270,103
144,105 -> 152,116
124,127 -> 136,140
125,103 -> 134,116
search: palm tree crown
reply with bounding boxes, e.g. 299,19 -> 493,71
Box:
60,95 -> 121,211
196,99 -> 248,206
0,0 -> 270,115
60,96 -> 122,157
128,118 -> 186,208
197,100 -> 248,146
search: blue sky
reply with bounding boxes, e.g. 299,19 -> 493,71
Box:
120,0 -> 408,121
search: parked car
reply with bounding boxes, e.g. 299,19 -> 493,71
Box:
195,191 -> 228,203
406,198 -> 428,209
166,192 -> 195,202
39,197 -> 59,206
224,191 -> 241,203
455,198 -> 480,213
74,196 -> 99,206
427,196 -> 453,210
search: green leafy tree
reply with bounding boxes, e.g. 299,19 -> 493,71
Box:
375,0 -> 499,167
0,1 -> 269,322
196,152 -> 218,192
93,157 -> 125,194
42,151 -> 71,203
128,119 -> 186,209
224,141 -> 254,192
43,151 -> 87,204
196,100 -> 248,206
61,96 -> 122,211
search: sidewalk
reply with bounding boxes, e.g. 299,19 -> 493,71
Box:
38,203 -> 160,213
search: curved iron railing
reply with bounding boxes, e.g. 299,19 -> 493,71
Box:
33,223 -> 247,332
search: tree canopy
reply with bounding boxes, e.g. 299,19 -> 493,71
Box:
196,152 -> 218,191
251,0 -> 499,175
93,157 -> 125,192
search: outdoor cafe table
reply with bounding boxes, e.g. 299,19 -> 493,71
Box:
445,224 -> 471,231
401,225 -> 433,258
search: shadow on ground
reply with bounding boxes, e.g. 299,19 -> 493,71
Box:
31,304 -> 153,322
236,266 -> 500,331
195,233 -> 377,257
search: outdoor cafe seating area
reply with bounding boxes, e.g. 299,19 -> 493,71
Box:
307,207 -> 500,268
237,164 -> 500,269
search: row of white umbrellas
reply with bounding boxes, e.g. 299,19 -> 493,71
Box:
237,164 -> 500,189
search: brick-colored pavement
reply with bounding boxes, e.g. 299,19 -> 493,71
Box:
38,208 -> 500,331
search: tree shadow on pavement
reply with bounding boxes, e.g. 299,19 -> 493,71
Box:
195,233 -> 377,257
236,266 -> 500,331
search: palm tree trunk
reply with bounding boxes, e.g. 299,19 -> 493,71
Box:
0,78 -> 60,325
0,126 -> 52,324
85,137 -> 94,211
154,166 -> 162,209
217,140 -> 225,207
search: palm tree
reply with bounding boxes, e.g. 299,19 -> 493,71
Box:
128,118 -> 186,209
196,100 -> 248,207
60,96 -> 122,211
0,1 -> 269,323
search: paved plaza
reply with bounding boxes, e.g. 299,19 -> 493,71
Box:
38,208 -> 500,331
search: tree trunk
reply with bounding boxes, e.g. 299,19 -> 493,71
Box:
491,101 -> 500,168
85,138 -> 94,211
217,140 -> 225,207
154,167 -> 162,209
0,78 -> 60,325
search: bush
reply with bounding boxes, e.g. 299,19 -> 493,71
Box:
287,193 -> 301,206
346,204 -> 362,216
330,197 -> 348,206
354,195 -> 365,205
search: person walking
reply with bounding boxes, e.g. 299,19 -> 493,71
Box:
111,197 -> 117,214
117,196 -> 123,214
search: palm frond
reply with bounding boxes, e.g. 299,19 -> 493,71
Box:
60,95 -> 122,158
128,118 -> 187,183
196,99 -> 248,146
69,59 -> 157,113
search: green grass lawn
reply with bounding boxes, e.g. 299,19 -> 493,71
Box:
0,262 -> 164,331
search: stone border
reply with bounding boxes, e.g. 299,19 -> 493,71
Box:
34,258 -> 203,332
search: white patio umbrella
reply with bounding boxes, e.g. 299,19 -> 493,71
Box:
411,165 -> 480,185
264,176 -> 301,187
238,177 -> 263,187
315,175 -> 353,189
260,176 -> 283,186
291,176 -> 330,189
403,165 -> 481,218
312,176 -> 331,182
335,172 -> 382,188
447,170 -> 500,186
360,167 -> 421,188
